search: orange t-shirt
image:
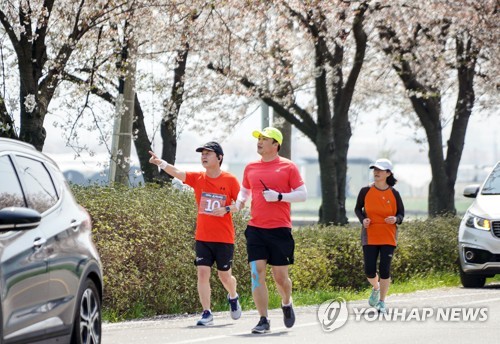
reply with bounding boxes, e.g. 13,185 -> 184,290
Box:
184,171 -> 240,244
363,187 -> 398,245
242,156 -> 304,229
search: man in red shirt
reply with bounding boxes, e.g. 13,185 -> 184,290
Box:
236,127 -> 307,334
149,142 -> 241,326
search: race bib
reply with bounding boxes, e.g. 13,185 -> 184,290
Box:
199,192 -> 227,217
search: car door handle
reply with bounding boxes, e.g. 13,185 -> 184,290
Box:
33,237 -> 47,249
70,219 -> 81,231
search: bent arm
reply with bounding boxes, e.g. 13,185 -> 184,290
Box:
281,184 -> 307,203
354,187 -> 369,223
235,186 -> 250,210
393,189 -> 405,224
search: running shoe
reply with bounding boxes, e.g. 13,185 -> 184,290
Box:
376,300 -> 387,314
368,288 -> 380,307
281,304 -> 296,328
228,294 -> 242,320
251,316 -> 270,334
196,310 -> 213,326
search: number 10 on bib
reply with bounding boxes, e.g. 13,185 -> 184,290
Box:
199,192 -> 227,217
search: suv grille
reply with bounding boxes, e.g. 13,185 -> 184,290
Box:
493,221 -> 500,238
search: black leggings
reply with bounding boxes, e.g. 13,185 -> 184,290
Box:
363,245 -> 395,279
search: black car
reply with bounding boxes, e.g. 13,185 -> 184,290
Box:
0,138 -> 102,344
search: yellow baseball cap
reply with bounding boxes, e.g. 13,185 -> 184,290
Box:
252,127 -> 283,145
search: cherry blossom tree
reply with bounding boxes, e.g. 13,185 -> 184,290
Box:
203,0 -> 371,224
374,0 -> 499,216
59,1 -> 211,183
0,0 -> 131,150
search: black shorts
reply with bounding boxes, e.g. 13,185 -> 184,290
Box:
362,245 -> 396,279
194,241 -> 234,271
245,225 -> 294,266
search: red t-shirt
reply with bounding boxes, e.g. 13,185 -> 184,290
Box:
184,171 -> 240,244
242,156 -> 304,229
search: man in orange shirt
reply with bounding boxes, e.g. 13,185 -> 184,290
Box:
235,127 -> 307,334
149,142 -> 241,326
354,158 -> 405,314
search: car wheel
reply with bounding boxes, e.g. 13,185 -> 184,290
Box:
71,279 -> 101,344
459,265 -> 486,288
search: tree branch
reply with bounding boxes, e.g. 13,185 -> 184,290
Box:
207,62 -> 317,141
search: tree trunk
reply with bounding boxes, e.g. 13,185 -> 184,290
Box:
273,117 -> 291,159
425,122 -> 455,215
332,111 -> 351,224
0,95 -> 17,139
159,44 -> 189,181
403,84 -> 455,215
316,126 -> 340,224
18,82 -> 46,151
160,116 -> 177,165
132,95 -> 160,182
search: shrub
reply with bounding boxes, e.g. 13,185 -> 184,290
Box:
292,217 -> 459,290
73,184 -> 460,320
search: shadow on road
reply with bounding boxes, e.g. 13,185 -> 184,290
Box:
186,324 -> 234,329
234,330 -> 290,338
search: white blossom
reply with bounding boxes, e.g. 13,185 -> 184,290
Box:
24,94 -> 37,113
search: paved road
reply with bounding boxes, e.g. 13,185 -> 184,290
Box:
103,284 -> 500,344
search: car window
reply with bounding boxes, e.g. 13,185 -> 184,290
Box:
15,156 -> 59,213
481,163 -> 500,195
0,155 -> 26,209
46,163 -> 66,198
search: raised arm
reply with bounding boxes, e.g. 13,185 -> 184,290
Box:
148,151 -> 186,182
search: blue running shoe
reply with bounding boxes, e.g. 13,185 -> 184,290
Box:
376,300 -> 387,314
251,317 -> 270,334
196,310 -> 213,326
368,288 -> 380,307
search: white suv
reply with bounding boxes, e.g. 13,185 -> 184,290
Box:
458,161 -> 500,288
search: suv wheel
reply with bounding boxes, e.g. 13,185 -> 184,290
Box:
71,279 -> 101,344
459,266 -> 486,288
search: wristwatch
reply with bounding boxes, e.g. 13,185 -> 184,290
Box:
225,206 -> 231,214
277,193 -> 283,202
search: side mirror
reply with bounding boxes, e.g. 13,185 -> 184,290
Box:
0,207 -> 42,231
463,184 -> 480,198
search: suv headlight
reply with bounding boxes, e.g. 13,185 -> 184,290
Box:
465,212 -> 491,231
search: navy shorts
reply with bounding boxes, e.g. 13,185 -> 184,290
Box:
194,241 -> 234,271
245,225 -> 294,266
